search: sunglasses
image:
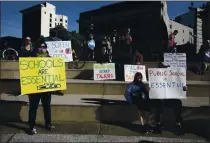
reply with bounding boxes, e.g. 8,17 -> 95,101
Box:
39,46 -> 47,49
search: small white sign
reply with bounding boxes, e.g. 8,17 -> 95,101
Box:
164,53 -> 186,68
148,68 -> 186,99
94,63 -> 116,80
124,65 -> 147,82
46,41 -> 73,62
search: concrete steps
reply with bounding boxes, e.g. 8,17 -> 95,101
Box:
1,60 -> 210,81
0,60 -> 95,70
1,79 -> 209,97
0,93 -> 209,123
1,69 -> 209,81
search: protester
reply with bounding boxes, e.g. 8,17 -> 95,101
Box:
133,50 -> 143,65
123,28 -> 133,55
198,40 -> 210,75
111,29 -> 118,57
87,33 -> 95,61
124,72 -> 153,133
20,37 -> 36,57
28,41 -> 55,135
168,30 -> 178,53
152,63 -> 187,135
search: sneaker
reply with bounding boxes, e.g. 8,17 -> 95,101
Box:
45,124 -> 55,131
29,126 -> 37,135
153,123 -> 163,134
175,122 -> 185,136
142,124 -> 153,134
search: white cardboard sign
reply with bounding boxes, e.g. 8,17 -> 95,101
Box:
164,53 -> 186,68
124,65 -> 147,82
46,41 -> 73,62
148,68 -> 186,99
94,63 -> 116,80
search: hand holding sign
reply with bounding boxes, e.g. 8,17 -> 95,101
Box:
19,57 -> 67,95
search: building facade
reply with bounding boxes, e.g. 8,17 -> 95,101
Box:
20,2 -> 68,41
175,7 -> 203,53
78,1 -> 169,61
200,2 -> 210,42
169,20 -> 194,45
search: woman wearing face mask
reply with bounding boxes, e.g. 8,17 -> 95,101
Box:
37,43 -> 49,57
28,42 -> 55,135
20,37 -> 36,57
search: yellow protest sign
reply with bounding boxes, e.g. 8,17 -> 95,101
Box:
19,57 -> 66,95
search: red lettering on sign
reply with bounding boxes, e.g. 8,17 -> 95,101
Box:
96,74 -> 113,79
149,70 -> 167,76
169,70 -> 185,76
136,66 -> 143,70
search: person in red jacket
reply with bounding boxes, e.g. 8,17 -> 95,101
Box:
133,50 -> 143,65
168,30 -> 178,53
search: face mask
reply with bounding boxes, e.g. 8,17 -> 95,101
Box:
42,49 -> 47,53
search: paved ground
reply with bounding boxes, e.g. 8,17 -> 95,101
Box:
0,121 -> 210,142
0,134 -> 208,142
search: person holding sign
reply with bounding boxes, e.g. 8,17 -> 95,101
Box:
124,72 -> 153,133
168,30 -> 178,53
151,64 -> 188,135
27,42 -> 55,135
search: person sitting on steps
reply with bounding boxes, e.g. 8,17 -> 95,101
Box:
124,72 -> 153,134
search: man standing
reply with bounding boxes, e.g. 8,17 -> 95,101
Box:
168,30 -> 178,53
152,63 -> 187,135
198,40 -> 210,74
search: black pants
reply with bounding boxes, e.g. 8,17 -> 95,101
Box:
28,93 -> 52,127
152,99 -> 183,123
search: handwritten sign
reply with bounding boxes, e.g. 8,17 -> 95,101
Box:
46,41 -> 73,62
94,63 -> 116,80
164,53 -> 186,68
148,68 -> 186,99
124,65 -> 147,82
19,57 -> 67,95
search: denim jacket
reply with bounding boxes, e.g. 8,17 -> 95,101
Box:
124,82 -> 149,104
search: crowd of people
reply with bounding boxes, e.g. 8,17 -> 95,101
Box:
2,27 -> 210,135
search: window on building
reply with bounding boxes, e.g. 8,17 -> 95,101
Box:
55,18 -> 57,21
65,20 -> 67,23
183,39 -> 184,42
44,11 -> 46,14
60,19 -> 63,22
170,25 -> 172,29
50,23 -> 52,27
55,23 -> 57,26
50,13 -> 52,17
189,32 -> 192,35
50,19 -> 52,22
183,30 -> 184,33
